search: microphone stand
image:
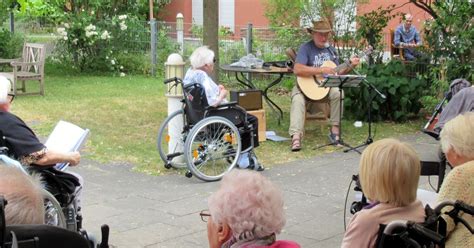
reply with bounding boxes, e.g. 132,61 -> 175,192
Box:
344,70 -> 385,153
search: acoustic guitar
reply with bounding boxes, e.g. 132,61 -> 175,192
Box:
296,47 -> 373,101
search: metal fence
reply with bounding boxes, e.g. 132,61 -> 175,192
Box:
7,19 -> 400,74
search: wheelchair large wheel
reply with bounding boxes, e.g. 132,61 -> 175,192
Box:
184,116 -> 241,182
157,109 -> 187,169
43,189 -> 67,229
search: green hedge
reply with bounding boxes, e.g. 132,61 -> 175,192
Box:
344,60 -> 429,122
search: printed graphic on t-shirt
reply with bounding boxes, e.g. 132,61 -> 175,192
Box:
313,52 -> 332,67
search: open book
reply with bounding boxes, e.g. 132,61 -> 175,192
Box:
44,120 -> 90,171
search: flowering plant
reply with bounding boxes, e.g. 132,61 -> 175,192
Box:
54,11 -> 130,75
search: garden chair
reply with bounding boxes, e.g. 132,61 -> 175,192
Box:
389,29 -> 405,60
0,43 -> 46,96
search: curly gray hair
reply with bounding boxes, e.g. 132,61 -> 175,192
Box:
0,75 -> 12,104
189,46 -> 214,69
208,170 -> 286,241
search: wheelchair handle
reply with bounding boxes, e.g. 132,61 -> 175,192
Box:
435,200 -> 474,215
409,221 -> 445,245
384,220 -> 445,246
98,224 -> 109,248
456,201 -> 474,216
383,220 -> 408,234
163,77 -> 182,85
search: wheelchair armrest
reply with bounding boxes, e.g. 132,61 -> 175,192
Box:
205,101 -> 238,110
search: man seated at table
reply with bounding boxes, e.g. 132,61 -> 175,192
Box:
394,13 -> 423,61
289,20 -> 360,151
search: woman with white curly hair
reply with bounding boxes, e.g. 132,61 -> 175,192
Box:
202,170 -> 300,248
437,112 -> 474,247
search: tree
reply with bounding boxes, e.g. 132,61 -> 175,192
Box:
356,4 -> 399,64
265,0 -> 361,59
409,0 -> 473,79
203,0 -> 219,82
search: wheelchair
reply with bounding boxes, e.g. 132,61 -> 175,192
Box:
157,77 -> 259,182
0,139 -> 108,247
0,196 -> 110,248
376,200 -> 474,248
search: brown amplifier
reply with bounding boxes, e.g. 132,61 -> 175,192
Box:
230,89 -> 263,111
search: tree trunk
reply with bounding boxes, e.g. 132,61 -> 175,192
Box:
203,0 -> 219,82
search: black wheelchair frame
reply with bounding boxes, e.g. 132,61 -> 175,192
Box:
377,200 -> 474,248
0,133 -> 109,247
157,77 -> 260,182
345,174 -> 473,248
1,195 -> 109,248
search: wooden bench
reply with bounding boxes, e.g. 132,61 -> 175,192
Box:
0,43 -> 46,96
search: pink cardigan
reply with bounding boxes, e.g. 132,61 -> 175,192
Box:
341,200 -> 425,248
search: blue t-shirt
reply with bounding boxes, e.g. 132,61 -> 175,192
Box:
295,40 -> 339,67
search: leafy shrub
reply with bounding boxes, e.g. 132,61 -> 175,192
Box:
53,12 -> 147,76
116,52 -> 151,75
344,60 -> 429,122
155,26 -> 180,76
0,29 -> 24,59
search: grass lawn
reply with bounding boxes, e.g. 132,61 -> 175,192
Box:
12,73 -> 424,175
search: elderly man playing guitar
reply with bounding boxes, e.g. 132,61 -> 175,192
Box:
290,20 -> 360,151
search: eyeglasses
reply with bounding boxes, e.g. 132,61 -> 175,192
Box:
7,94 -> 15,103
199,210 -> 211,222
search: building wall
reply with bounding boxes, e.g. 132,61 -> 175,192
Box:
234,0 -> 270,28
160,0 -> 270,28
358,0 -> 431,34
158,0 -> 193,24
159,0 -> 432,41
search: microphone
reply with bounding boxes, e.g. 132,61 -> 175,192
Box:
324,42 -> 337,60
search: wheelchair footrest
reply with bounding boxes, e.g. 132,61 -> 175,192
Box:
166,152 -> 183,160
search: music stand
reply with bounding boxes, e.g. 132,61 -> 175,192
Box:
314,75 -> 365,153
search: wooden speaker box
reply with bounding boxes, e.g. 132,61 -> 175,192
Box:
247,109 -> 266,142
230,90 -> 262,111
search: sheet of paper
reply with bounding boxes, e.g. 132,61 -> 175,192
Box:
265,131 -> 290,142
44,120 -> 90,171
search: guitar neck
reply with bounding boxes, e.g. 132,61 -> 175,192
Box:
334,62 -> 350,73
333,49 -> 371,73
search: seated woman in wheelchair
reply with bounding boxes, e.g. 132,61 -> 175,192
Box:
0,76 -> 82,218
438,112 -> 474,247
341,138 -> 425,247
183,46 -> 261,169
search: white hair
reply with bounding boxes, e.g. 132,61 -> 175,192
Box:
189,46 -> 214,69
440,112 -> 474,158
208,170 -> 286,241
0,164 -> 45,225
0,75 -> 12,104
405,13 -> 413,21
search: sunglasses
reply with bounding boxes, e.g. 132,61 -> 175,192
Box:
7,93 -> 15,103
199,210 -> 211,222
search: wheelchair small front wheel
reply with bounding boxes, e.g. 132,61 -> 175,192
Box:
184,116 -> 241,182
157,109 -> 187,169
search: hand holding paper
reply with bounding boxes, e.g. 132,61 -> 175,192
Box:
44,120 -> 90,171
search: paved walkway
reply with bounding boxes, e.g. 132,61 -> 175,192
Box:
72,134 -> 441,247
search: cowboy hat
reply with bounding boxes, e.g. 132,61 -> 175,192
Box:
306,20 -> 332,33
